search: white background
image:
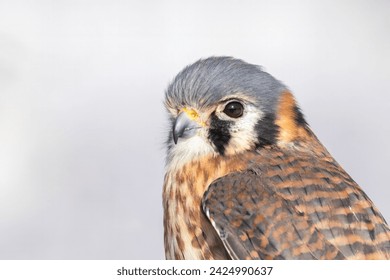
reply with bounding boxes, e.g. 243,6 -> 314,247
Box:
0,0 -> 389,259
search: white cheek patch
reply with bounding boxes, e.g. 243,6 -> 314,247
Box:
223,106 -> 263,155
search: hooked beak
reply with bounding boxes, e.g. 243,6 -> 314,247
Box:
173,111 -> 202,144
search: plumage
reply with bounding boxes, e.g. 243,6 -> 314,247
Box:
163,56 -> 390,259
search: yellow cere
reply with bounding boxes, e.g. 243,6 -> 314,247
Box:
182,107 -> 199,120
182,107 -> 206,127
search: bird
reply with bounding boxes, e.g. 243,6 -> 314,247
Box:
162,56 -> 390,260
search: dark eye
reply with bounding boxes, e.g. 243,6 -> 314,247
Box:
223,101 -> 244,118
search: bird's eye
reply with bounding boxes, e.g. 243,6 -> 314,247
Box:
223,101 -> 244,118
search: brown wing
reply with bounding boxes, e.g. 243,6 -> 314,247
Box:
202,170 -> 346,259
202,150 -> 390,260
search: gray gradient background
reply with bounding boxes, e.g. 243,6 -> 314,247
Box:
0,0 -> 389,259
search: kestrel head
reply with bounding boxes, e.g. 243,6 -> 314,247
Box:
164,57 -> 308,168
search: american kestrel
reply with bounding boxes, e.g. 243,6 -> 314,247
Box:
162,57 -> 390,260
